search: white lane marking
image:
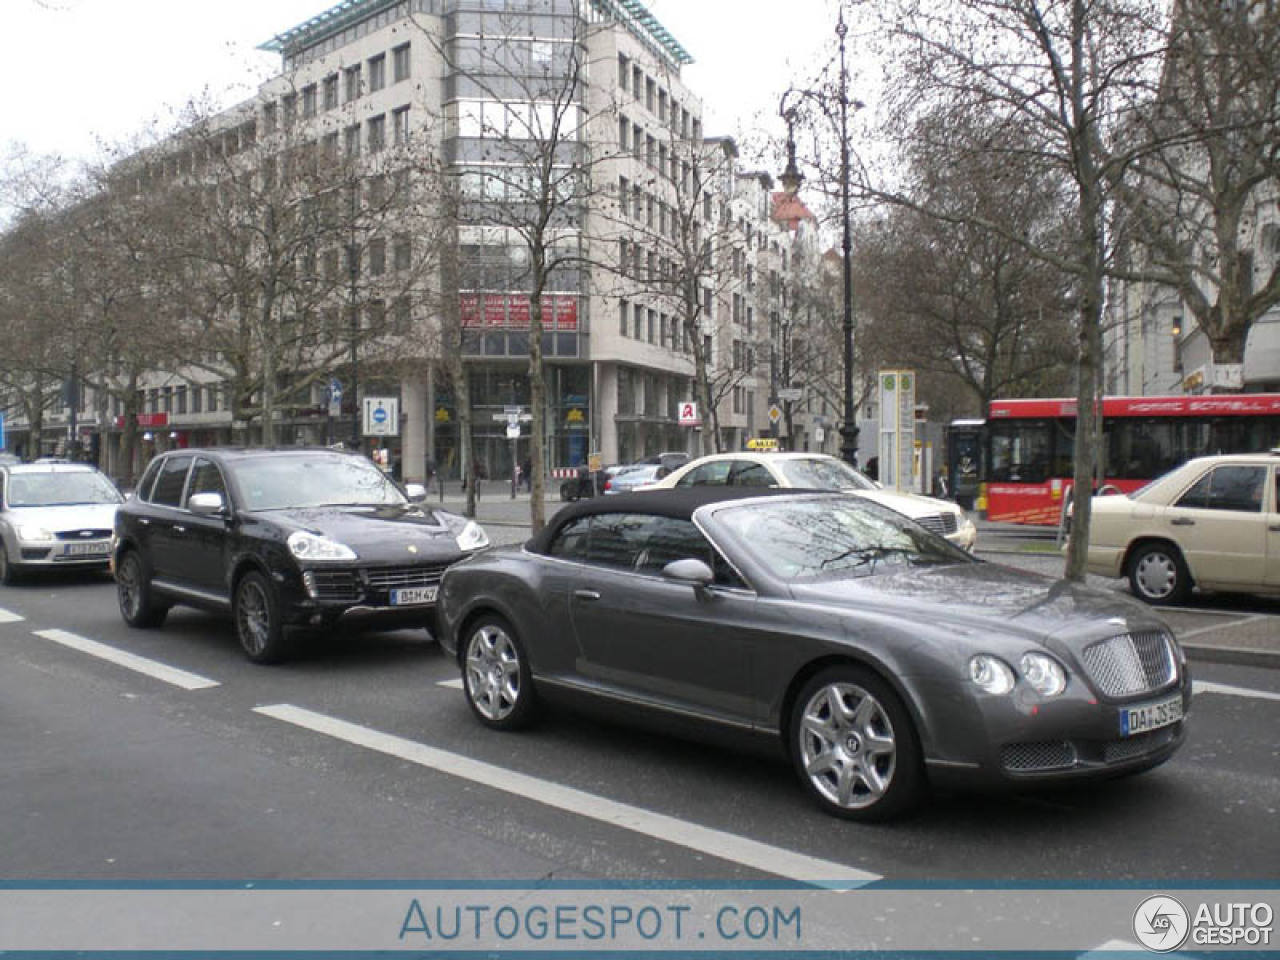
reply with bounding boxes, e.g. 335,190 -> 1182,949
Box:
1179,613 -> 1269,639
256,702 -> 878,887
31,629 -> 220,691
436,677 -> 463,689
0,606 -> 26,623
1194,679 -> 1280,703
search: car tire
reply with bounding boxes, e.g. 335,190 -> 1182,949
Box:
789,665 -> 924,821
234,570 -> 289,664
116,549 -> 169,628
0,543 -> 22,585
1128,542 -> 1192,606
461,613 -> 538,730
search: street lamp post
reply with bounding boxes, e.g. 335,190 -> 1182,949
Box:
780,11 -> 860,467
835,11 -> 859,468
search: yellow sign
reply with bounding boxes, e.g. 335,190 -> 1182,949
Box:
434,407 -> 451,423
566,407 -> 585,423
747,437 -> 779,451
588,452 -> 603,472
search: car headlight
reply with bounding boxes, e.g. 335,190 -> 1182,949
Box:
968,655 -> 1016,695
287,530 -> 357,561
17,525 -> 55,543
1020,653 -> 1067,697
455,520 -> 490,552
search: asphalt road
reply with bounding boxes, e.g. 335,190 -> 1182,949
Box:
1,566 -> 1278,886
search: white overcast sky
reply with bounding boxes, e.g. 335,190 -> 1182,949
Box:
3,0 -> 848,167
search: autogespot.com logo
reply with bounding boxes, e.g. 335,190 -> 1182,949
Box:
1134,895 -> 1190,952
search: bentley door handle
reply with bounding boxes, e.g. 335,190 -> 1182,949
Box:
172,525 -> 186,534
573,589 -> 601,602
1269,523 -> 1280,532
1169,518 -> 1195,526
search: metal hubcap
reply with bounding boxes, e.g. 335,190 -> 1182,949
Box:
465,624 -> 521,721
238,581 -> 269,654
1135,552 -> 1176,599
799,681 -> 897,810
119,557 -> 141,615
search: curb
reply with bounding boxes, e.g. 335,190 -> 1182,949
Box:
1183,643 -> 1280,671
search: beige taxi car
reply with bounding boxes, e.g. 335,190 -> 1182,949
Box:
1086,451 -> 1280,604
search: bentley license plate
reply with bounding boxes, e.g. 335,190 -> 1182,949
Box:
63,542 -> 110,557
1120,694 -> 1183,737
390,585 -> 437,606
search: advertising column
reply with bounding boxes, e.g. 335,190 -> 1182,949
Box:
877,370 -> 915,492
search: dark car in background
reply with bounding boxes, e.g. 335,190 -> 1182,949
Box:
0,462 -> 123,582
112,447 -> 490,663
438,489 -> 1189,820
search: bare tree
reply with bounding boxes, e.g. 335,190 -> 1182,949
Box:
868,0 -> 1170,579
1117,0 -> 1280,367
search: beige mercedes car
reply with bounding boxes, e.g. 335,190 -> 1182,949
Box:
1085,451 -> 1280,604
641,451 -> 977,550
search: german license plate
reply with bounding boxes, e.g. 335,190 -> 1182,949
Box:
62,542 -> 110,557
1120,693 -> 1183,737
390,585 -> 437,606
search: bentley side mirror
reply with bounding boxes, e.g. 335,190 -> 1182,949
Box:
661,557 -> 714,590
404,483 -> 428,502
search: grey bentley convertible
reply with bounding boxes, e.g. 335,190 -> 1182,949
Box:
437,489 -> 1189,820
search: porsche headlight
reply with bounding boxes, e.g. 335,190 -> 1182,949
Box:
968,655 -> 1016,695
455,520 -> 490,552
17,525 -> 55,543
1020,653 -> 1067,697
287,530 -> 357,561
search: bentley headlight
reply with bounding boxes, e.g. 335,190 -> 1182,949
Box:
287,530 -> 356,561
17,525 -> 55,543
968,655 -> 1016,695
455,520 -> 490,552
1020,653 -> 1067,697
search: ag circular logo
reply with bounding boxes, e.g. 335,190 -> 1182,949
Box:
1134,895 -> 1190,952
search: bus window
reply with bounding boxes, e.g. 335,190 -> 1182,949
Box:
989,422 -> 1050,483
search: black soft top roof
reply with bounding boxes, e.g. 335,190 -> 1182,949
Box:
526,487 -> 815,554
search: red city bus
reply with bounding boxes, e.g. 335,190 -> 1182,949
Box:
982,394 -> 1280,524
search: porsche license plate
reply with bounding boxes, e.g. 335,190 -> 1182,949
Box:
1120,694 -> 1183,737
390,586 -> 437,606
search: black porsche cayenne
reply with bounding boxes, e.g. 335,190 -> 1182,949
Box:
112,447 -> 489,663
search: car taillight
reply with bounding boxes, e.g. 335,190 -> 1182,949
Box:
604,479 -> 612,490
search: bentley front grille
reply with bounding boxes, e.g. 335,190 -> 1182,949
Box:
1081,631 -> 1176,698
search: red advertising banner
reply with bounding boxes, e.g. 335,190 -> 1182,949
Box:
460,293 -> 481,328
458,293 -> 579,331
484,294 -> 507,328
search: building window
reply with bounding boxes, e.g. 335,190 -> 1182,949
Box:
263,102 -> 277,135
647,308 -> 656,344
282,93 -> 297,129
633,303 -> 643,339
618,176 -> 629,218
176,385 -> 188,415
392,105 -> 410,144
617,54 -> 629,90
323,74 -> 339,110
645,76 -> 655,112
393,43 -> 411,82
368,53 -> 386,92
344,124 -> 360,156
618,114 -> 629,150
302,84 -> 317,117
658,89 -> 667,123
394,235 -> 411,271
191,386 -> 203,414
632,65 -> 643,98
369,238 -> 387,276
345,64 -> 362,102
367,114 -> 386,152
322,131 -> 339,159
619,298 -> 629,337
393,296 -> 411,334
